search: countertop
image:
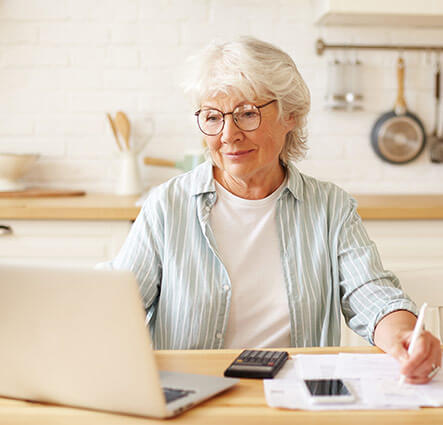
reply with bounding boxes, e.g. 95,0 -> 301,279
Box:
0,193 -> 443,220
2,347 -> 443,425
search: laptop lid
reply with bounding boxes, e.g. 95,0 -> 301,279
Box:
0,265 -> 169,418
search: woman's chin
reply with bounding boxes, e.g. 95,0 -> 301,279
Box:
219,162 -> 255,179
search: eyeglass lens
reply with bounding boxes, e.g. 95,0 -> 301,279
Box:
198,104 -> 261,136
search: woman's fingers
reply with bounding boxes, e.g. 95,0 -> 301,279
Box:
400,331 -> 442,383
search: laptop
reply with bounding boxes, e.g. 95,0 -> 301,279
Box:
0,265 -> 238,418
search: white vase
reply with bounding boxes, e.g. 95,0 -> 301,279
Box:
116,151 -> 142,196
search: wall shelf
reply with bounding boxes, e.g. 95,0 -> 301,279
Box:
314,0 -> 443,27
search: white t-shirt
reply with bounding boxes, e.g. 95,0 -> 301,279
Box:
210,180 -> 291,349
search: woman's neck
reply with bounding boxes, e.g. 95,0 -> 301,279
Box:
213,165 -> 286,200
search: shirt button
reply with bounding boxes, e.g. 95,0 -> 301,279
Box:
205,206 -> 211,212
223,285 -> 229,291
209,193 -> 214,199
216,332 -> 223,339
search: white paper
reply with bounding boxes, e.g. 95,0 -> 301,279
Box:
273,356 -> 300,379
263,353 -> 443,410
416,371 -> 443,406
296,354 -> 338,378
335,353 -> 400,379
334,353 -> 443,407
264,378 -> 418,411
362,378 -> 425,408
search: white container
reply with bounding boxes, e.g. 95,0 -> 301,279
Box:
0,153 -> 39,191
116,151 -> 143,196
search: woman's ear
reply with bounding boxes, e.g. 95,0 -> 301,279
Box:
284,113 -> 297,131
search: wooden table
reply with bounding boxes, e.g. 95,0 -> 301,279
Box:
1,347 -> 443,425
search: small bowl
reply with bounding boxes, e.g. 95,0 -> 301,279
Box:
0,153 -> 39,191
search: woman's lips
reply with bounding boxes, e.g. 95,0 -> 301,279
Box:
223,149 -> 254,159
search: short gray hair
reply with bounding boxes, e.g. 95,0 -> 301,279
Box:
183,36 -> 311,163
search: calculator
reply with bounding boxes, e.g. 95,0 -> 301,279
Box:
223,349 -> 289,379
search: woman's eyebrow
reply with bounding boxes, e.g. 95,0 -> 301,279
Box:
200,101 -> 252,110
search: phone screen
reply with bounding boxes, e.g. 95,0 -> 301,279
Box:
303,379 -> 351,397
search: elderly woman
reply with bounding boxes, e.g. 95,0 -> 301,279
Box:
106,37 -> 441,384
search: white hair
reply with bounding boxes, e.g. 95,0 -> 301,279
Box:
183,36 -> 311,163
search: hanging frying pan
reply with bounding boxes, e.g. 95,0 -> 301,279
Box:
370,57 -> 426,164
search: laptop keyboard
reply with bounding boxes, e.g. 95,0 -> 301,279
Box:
162,387 -> 195,403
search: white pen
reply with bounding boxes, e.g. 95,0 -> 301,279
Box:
399,302 -> 428,385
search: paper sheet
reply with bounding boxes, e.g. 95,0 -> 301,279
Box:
334,353 -> 443,407
263,353 -> 443,410
414,371 -> 443,407
335,353 -> 400,379
296,354 -> 338,378
265,357 -> 373,410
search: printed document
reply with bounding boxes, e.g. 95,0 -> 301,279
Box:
264,353 -> 443,410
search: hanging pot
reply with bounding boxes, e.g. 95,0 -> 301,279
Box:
370,57 -> 426,164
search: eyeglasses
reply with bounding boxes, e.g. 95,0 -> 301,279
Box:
194,100 -> 276,136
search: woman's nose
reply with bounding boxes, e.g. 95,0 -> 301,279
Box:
220,115 -> 242,144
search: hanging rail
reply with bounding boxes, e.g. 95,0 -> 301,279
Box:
316,38 -> 443,56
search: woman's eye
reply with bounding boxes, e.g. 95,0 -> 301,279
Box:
239,111 -> 259,120
204,112 -> 221,122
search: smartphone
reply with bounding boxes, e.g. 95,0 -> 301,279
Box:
302,379 -> 355,404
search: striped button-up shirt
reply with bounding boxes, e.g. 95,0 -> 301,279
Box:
103,160 -> 416,349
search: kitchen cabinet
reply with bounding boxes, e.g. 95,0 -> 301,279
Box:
1,192 -> 442,346
364,220 -> 443,272
0,193 -> 139,268
314,0 -> 443,26
340,219 -> 443,346
0,219 -> 131,268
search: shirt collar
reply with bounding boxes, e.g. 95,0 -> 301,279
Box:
285,161 -> 304,202
190,160 -> 304,202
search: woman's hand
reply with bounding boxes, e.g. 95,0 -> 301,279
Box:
391,329 -> 441,384
374,310 -> 442,384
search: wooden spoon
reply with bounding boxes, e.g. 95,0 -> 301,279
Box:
115,111 -> 131,151
106,113 -> 123,151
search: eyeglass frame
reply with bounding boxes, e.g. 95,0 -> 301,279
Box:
194,99 -> 277,136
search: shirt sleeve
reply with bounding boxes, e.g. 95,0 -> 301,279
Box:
337,197 -> 417,345
96,192 -> 164,314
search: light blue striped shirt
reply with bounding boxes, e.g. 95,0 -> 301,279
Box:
104,160 -> 416,349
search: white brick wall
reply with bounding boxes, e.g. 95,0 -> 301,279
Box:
0,0 -> 442,193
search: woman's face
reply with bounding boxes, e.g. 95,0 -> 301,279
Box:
201,93 -> 295,184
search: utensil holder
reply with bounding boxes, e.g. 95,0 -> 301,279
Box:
116,151 -> 143,195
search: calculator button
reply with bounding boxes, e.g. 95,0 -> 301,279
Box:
224,350 -> 289,379
256,351 -> 266,360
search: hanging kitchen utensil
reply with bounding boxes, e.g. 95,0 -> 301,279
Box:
370,57 -> 426,164
325,56 -> 347,110
430,55 -> 443,163
115,111 -> 131,151
344,54 -> 363,110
